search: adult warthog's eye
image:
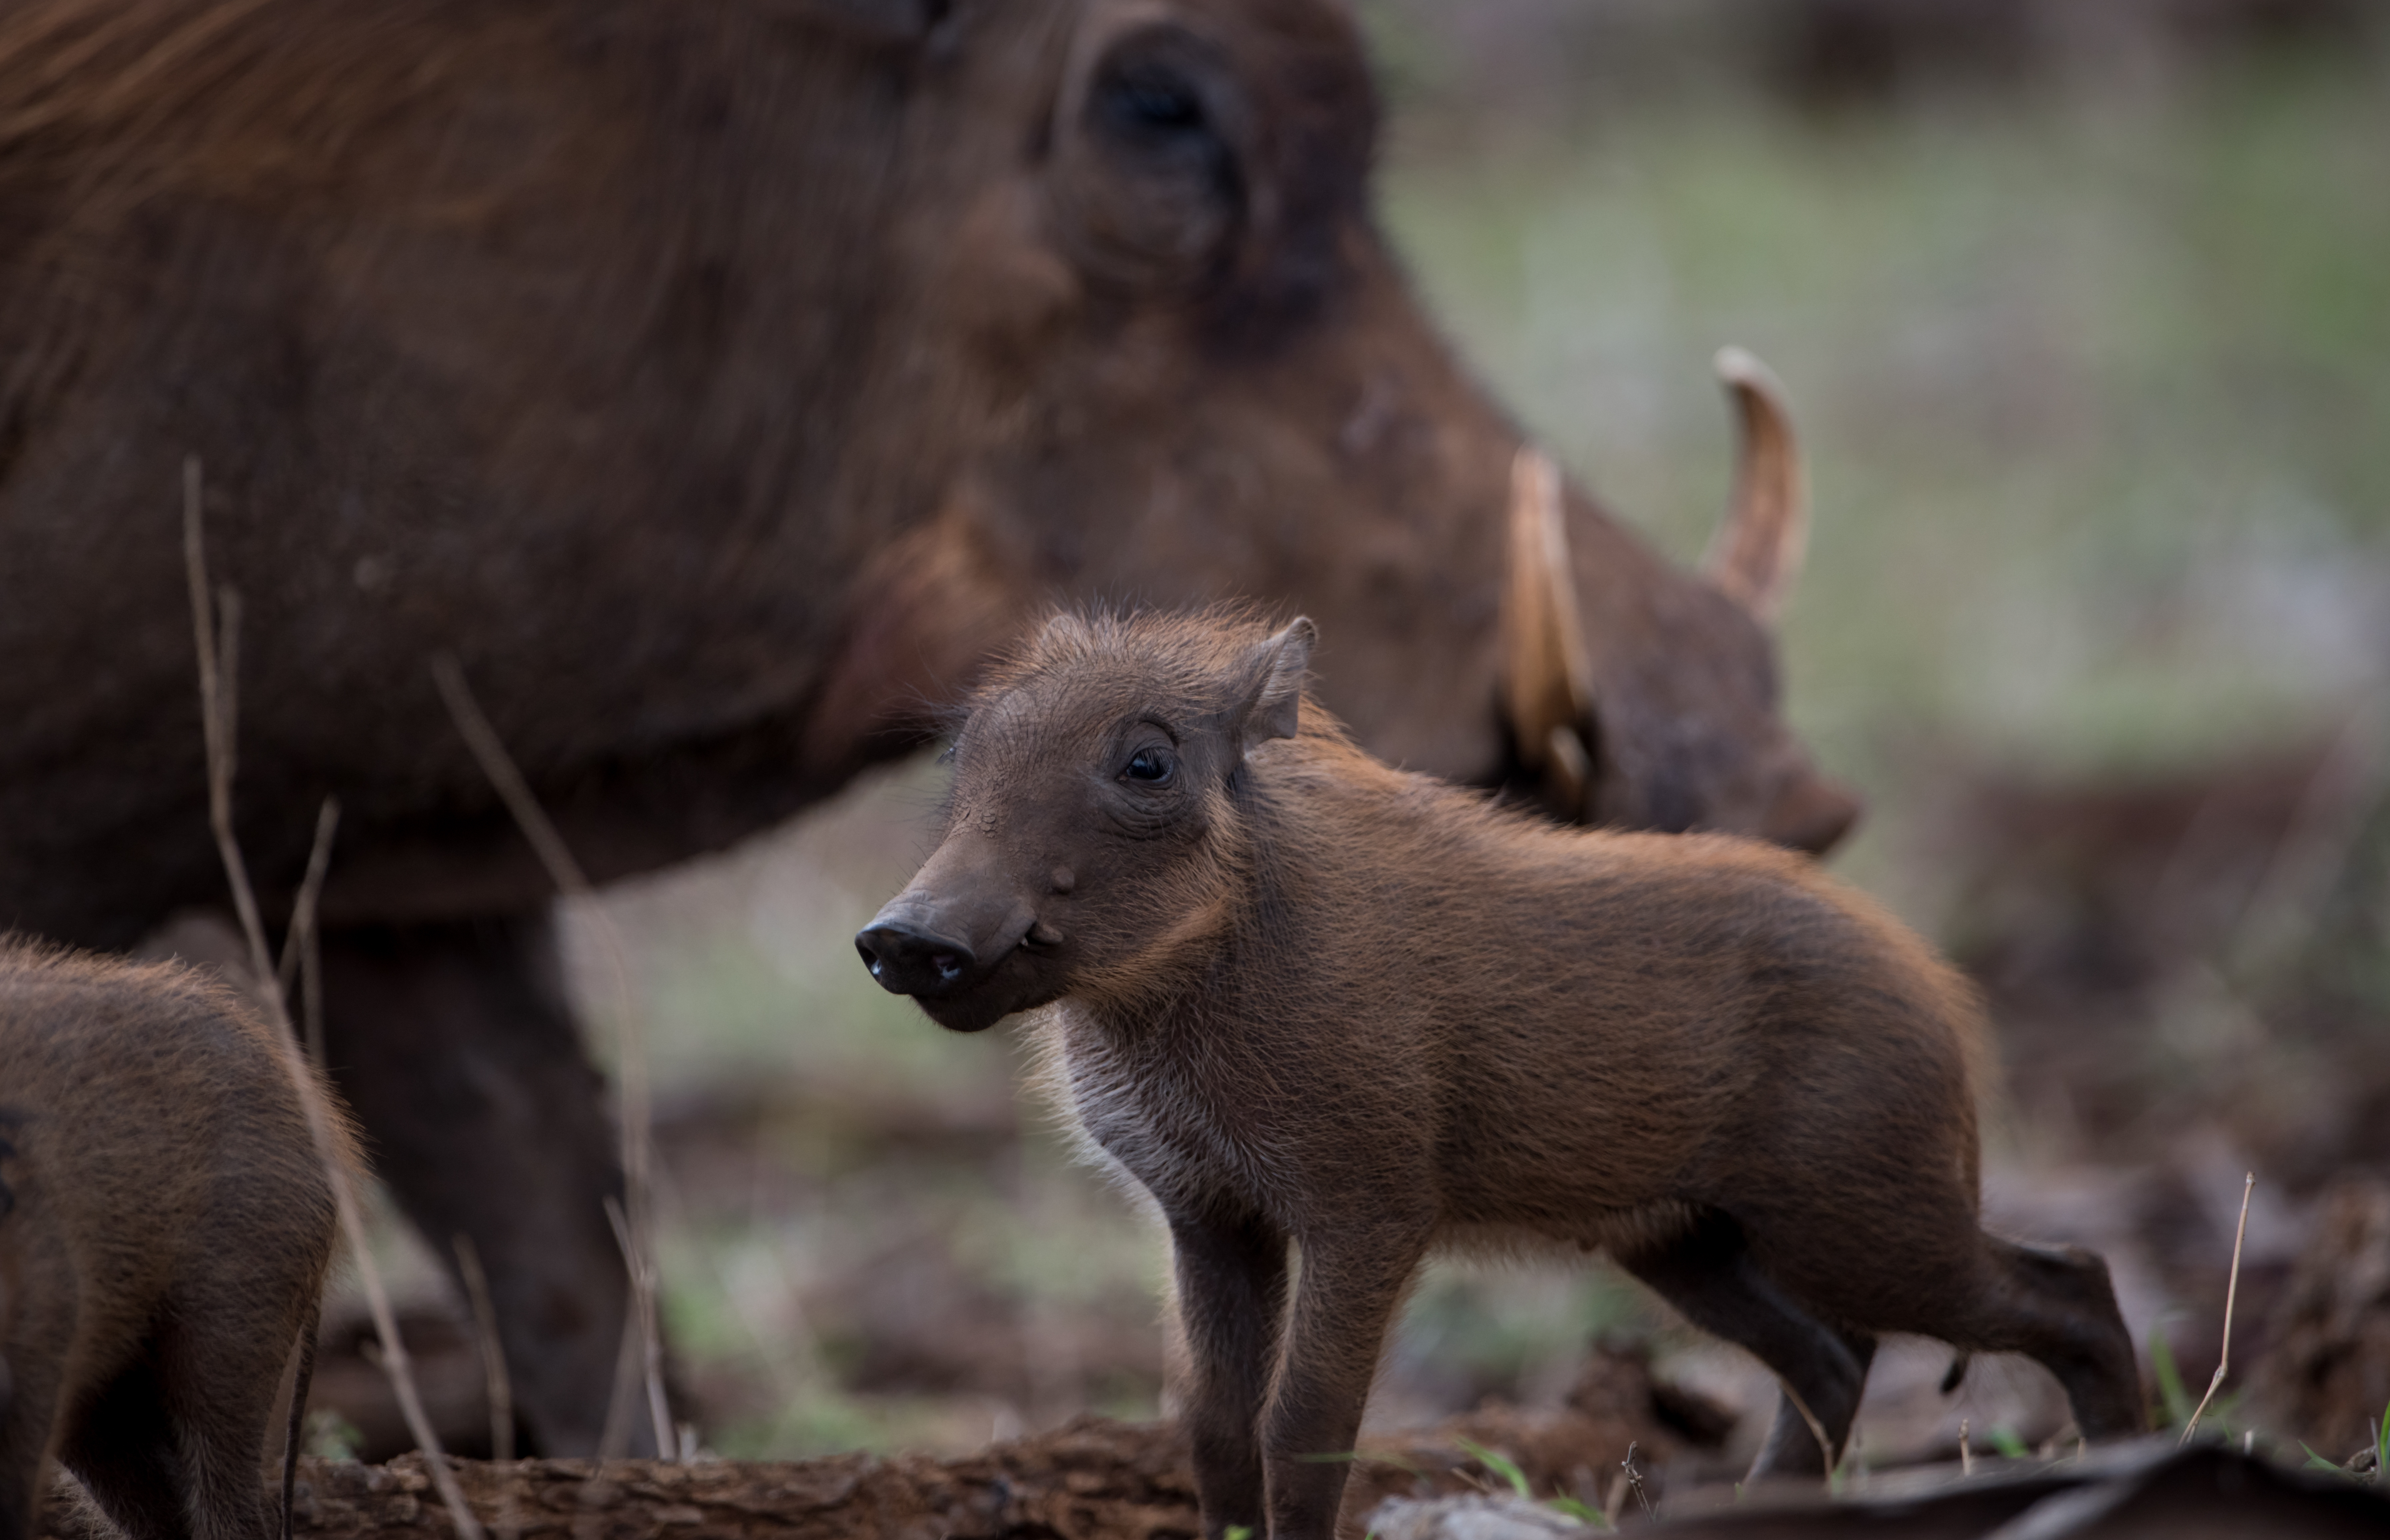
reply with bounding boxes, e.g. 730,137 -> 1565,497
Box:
1122,747 -> 1175,785
1101,63 -> 1207,141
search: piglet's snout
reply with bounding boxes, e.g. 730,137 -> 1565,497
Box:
860,828 -> 1042,1002
855,910 -> 979,998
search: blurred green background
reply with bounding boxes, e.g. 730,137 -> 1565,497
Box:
331,0 -> 2390,1467
1370,4 -> 2389,923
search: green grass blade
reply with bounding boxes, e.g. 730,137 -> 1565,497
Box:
1455,1438 -> 1533,1498
1543,1495 -> 1612,1530
2299,1442 -> 2349,1475
2147,1328 -> 2193,1429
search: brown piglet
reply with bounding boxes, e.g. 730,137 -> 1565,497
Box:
857,610 -> 2143,1540
0,942 -> 348,1540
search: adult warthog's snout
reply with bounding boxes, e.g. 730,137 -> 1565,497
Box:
1765,776 -> 1863,857
854,915 -> 978,998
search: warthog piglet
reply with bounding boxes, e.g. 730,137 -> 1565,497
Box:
859,609 -> 2141,1540
0,943 -> 348,1540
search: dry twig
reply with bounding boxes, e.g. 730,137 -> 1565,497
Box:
1618,1442 -> 1653,1519
430,653 -> 672,1460
455,1232 -> 522,1540
453,1234 -> 516,1466
1779,1383 -> 1837,1477
276,797 -> 340,1064
2181,1171 -> 2256,1445
184,458 -> 486,1540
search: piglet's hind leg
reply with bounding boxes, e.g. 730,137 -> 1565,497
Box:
1961,1238 -> 2143,1442
1619,1209 -> 1872,1479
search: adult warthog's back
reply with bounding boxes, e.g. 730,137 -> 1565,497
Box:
0,0 -> 1849,949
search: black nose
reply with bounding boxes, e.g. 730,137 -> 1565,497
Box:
855,920 -> 979,998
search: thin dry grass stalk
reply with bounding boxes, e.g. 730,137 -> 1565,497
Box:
184,457 -> 486,1540
454,1232 -> 523,1540
2180,1171 -> 2256,1445
452,1235 -> 516,1465
429,652 -> 672,1460
1779,1383 -> 1837,1476
276,796 -> 340,1063
601,1193 -> 673,1457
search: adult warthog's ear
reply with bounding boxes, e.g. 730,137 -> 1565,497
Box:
1233,617 -> 1316,748
1702,346 -> 1808,626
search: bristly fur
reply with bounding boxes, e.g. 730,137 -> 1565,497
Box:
0,936 -> 351,1540
874,609 -> 2145,1539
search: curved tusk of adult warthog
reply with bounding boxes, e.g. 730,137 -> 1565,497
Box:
1501,446 -> 1597,819
1702,346 -> 1810,627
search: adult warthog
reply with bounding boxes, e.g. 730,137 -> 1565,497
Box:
0,0 -> 1853,1452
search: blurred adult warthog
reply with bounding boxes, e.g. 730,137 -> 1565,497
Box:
0,0 -> 1851,1452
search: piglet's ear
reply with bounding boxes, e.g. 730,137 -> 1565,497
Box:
1234,617 -> 1316,747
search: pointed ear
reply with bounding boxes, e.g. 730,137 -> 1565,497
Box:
1234,617 -> 1317,747
1702,347 -> 1809,625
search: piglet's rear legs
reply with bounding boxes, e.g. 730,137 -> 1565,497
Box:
1621,1210 -> 1876,1477
1962,1238 -> 2143,1440
1624,1210 -> 2143,1481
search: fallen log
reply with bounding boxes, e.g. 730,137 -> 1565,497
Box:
34,1345 -> 1728,1540
265,1356 -> 1726,1540
287,1419 -> 1199,1540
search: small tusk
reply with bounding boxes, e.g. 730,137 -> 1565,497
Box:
1546,724 -> 1591,819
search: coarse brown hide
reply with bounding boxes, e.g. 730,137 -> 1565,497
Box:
0,941 -> 347,1540
861,611 -> 2143,1540
0,0 -> 1847,952
0,0 -> 1845,1453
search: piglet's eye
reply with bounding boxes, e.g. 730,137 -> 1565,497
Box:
1122,747 -> 1174,785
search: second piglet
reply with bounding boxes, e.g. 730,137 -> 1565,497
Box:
857,609 -> 2141,1540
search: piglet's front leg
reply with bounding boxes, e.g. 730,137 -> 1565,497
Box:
1168,1205 -> 1291,1540
1261,1219 -> 1432,1540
